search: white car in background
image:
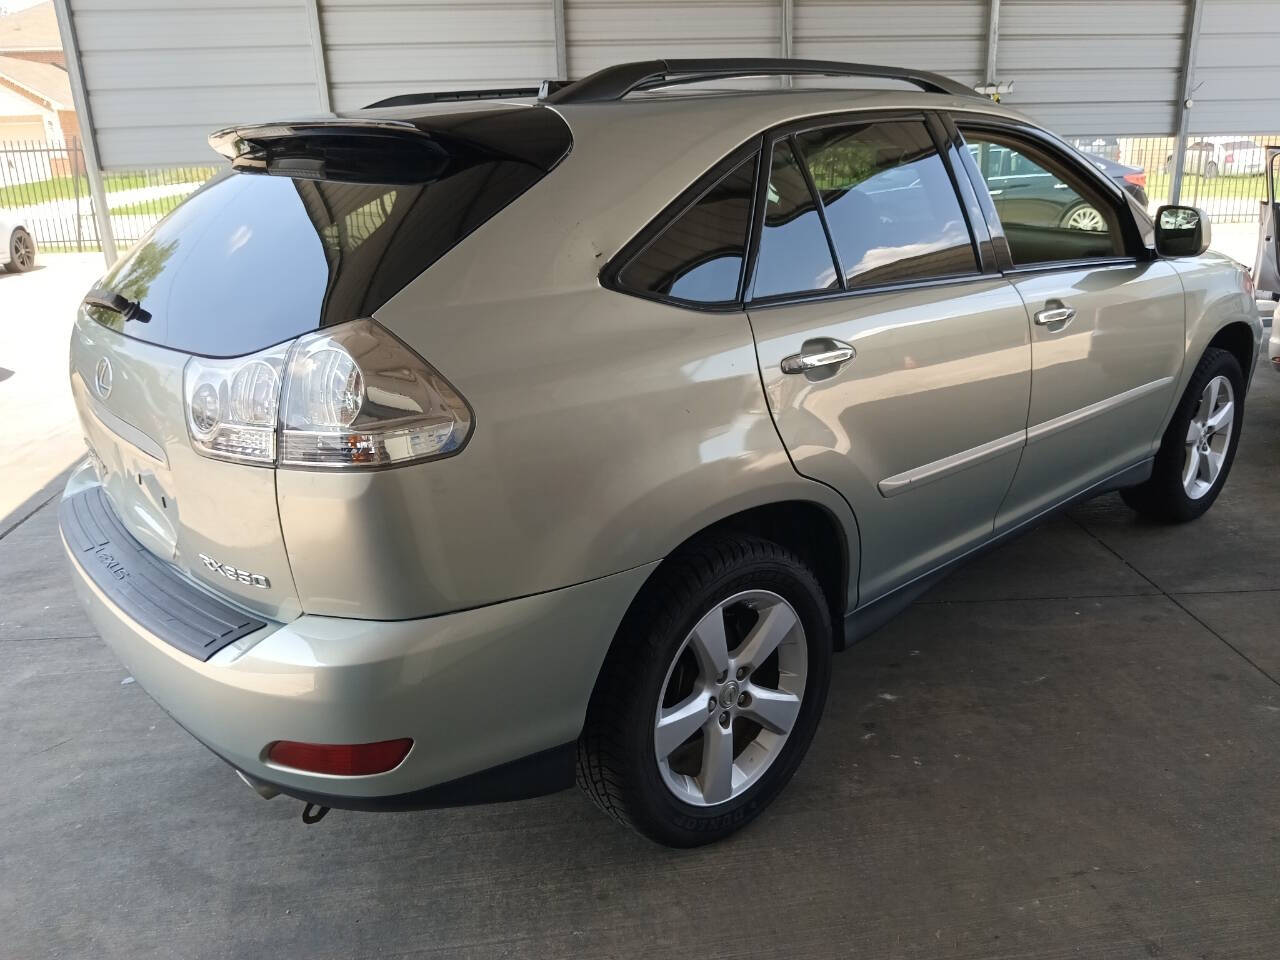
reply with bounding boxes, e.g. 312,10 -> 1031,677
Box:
1168,138 -> 1266,178
1,215 -> 36,273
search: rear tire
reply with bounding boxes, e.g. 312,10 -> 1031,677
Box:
1204,160 -> 1220,180
1120,347 -> 1244,522
576,533 -> 832,847
4,228 -> 35,273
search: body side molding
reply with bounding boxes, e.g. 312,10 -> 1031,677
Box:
1026,377 -> 1175,444
878,429 -> 1026,498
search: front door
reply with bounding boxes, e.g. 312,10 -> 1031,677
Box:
1254,147 -> 1280,296
954,125 -> 1186,529
746,116 -> 1031,603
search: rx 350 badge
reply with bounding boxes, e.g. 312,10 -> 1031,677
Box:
198,553 -> 270,589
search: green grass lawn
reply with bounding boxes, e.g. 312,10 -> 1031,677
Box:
0,169 -> 210,209
1142,171 -> 1266,206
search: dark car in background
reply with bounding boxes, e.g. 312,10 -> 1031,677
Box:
968,141 -> 1149,233
1084,153 -> 1149,208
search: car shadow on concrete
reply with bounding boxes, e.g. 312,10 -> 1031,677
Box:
0,460 -> 76,541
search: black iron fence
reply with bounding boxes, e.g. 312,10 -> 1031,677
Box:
3,133 -> 1277,255
1069,134 -> 1280,223
0,139 -> 216,251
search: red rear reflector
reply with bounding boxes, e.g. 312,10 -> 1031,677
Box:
1124,172 -> 1147,188
266,738 -> 413,775
1225,152 -> 1234,163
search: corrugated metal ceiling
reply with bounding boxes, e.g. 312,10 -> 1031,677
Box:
61,0 -> 1280,168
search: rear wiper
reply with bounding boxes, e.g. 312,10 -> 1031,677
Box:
84,288 -> 151,324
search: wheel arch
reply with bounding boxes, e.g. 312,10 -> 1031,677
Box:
620,498 -> 857,654
1205,321 -> 1257,391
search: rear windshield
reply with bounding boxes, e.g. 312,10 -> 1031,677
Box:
88,107 -> 570,357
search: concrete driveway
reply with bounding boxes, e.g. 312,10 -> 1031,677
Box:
1,307 -> 1278,957
0,253 -> 104,529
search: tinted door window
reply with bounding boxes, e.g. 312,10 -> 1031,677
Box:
795,120 -> 977,288
961,129 -> 1124,266
752,139 -> 840,298
618,155 -> 757,304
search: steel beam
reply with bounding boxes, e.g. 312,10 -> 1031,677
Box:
1170,0 -> 1206,205
553,0 -> 568,79
51,0 -> 115,264
302,0 -> 333,113
780,0 -> 794,87
984,0 -> 1001,84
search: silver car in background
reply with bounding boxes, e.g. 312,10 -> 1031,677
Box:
1,214 -> 36,273
60,59 -> 1262,847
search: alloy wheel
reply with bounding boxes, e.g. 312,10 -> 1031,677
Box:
1065,205 -> 1106,231
654,589 -> 807,807
1183,374 -> 1234,499
12,231 -> 33,269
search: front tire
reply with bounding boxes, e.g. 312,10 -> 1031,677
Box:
4,228 -> 35,273
577,534 -> 832,847
1204,160 -> 1220,179
1120,347 -> 1244,522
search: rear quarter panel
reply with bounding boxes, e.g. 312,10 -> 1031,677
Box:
276,118 -> 859,619
278,284 -> 858,618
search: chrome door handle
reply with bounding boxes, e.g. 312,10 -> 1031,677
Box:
1034,303 -> 1076,326
781,340 -> 856,375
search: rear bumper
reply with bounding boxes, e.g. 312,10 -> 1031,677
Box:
61,464 -> 654,808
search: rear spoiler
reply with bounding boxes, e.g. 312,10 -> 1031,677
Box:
207,111 -> 571,178
208,119 -> 429,164
208,118 -> 455,183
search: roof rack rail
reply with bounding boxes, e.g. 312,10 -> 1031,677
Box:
365,83 -> 570,109
541,58 -> 978,104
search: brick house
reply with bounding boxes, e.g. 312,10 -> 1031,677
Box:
0,2 -> 79,146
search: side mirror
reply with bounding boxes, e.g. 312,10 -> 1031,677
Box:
1155,205 -> 1211,257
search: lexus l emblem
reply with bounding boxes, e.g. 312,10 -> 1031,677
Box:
94,357 -> 113,399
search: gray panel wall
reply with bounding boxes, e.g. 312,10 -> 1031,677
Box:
69,0 -> 325,168
63,0 -> 1280,168
1193,0 -> 1280,133
794,0 -> 986,86
565,0 -> 781,78
322,1 -> 557,112
996,1 -> 1187,136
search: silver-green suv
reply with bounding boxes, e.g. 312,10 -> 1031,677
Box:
61,60 -> 1262,846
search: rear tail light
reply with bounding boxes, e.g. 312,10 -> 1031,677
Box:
185,345 -> 290,465
266,738 -> 413,776
1225,152 -> 1235,164
184,318 -> 471,469
1123,171 -> 1146,188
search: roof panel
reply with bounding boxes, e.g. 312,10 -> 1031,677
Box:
0,2 -> 60,52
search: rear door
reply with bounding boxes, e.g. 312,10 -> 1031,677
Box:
747,114 -> 1032,603
1254,146 -> 1280,296
952,120 -> 1185,529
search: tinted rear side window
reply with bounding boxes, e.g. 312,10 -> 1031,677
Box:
87,107 -> 571,357
795,120 -> 977,289
751,139 -> 840,298
617,155 -> 757,304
